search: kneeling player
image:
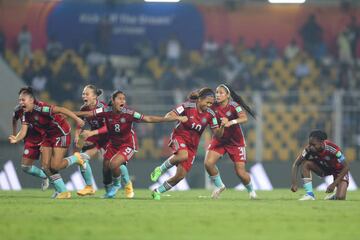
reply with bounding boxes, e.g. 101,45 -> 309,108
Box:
291,130 -> 349,200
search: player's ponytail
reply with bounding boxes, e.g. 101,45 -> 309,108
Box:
309,129 -> 327,141
85,85 -> 103,97
217,84 -> 256,119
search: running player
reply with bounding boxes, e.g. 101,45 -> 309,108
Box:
150,88 -> 225,200
76,90 -> 187,198
291,130 -> 350,200
205,84 -> 257,199
9,87 -> 85,199
12,105 -> 49,190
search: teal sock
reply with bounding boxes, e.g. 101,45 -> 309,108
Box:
120,165 -> 130,186
245,181 -> 254,193
113,176 -> 121,188
159,157 -> 174,173
22,165 -> 47,179
80,160 -> 93,186
210,174 -> 224,188
50,174 -> 67,193
303,178 -> 314,196
65,155 -> 77,167
157,181 -> 173,193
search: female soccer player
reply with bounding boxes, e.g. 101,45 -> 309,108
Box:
204,84 -> 257,199
291,130 -> 350,200
76,90 -> 187,198
150,88 -> 225,200
12,104 -> 49,190
9,87 -> 85,199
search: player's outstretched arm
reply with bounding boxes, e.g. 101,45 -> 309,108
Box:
53,106 -> 85,128
142,111 -> 188,123
225,112 -> 248,128
9,124 -> 29,144
12,117 -> 18,136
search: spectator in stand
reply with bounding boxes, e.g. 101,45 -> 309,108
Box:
265,40 -> 279,62
98,59 -> 115,91
299,14 -> 323,58
18,25 -> 32,62
166,36 -> 181,67
203,36 -> 219,61
337,27 -> 353,65
295,57 -> 310,79
113,69 -> 131,90
347,16 -> 360,60
284,39 -> 300,61
31,72 -> 47,94
0,28 -> 5,57
46,37 -> 63,62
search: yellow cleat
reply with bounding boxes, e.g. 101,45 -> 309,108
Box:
74,152 -> 86,169
77,185 -> 96,196
124,181 -> 135,198
55,191 -> 71,199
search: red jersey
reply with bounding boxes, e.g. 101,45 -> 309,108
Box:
22,100 -> 71,138
302,140 -> 346,171
13,105 -> 44,145
172,101 -> 219,149
93,106 -> 144,149
211,101 -> 246,147
80,100 -> 107,130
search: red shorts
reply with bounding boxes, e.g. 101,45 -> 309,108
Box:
315,162 -> 349,183
208,140 -> 246,163
170,136 -> 196,172
23,141 -> 41,160
104,143 -> 135,162
86,135 -> 108,150
42,134 -> 71,148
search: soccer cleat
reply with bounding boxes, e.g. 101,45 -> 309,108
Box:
124,181 -> 135,198
55,191 -> 71,199
211,185 -> 226,199
51,192 -> 59,199
41,178 -> 49,191
324,192 -> 336,200
77,185 -> 96,196
150,166 -> 162,182
103,185 -> 120,199
74,152 -> 87,170
249,191 -> 258,200
152,190 -> 161,200
299,194 -> 315,201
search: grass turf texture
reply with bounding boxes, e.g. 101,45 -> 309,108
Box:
0,189 -> 359,240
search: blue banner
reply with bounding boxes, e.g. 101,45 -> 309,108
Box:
47,2 -> 204,55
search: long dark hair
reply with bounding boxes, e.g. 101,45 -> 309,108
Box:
108,90 -> 125,106
18,86 -> 35,99
188,87 -> 215,100
217,84 -> 256,119
85,84 -> 103,97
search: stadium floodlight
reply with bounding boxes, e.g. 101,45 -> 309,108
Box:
144,0 -> 181,2
268,0 -> 306,3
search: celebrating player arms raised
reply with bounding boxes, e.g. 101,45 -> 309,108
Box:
291,130 -> 350,200
75,90 -> 187,198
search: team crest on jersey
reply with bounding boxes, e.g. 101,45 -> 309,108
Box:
120,118 -> 126,123
180,143 -> 186,147
202,118 -> 207,124
34,115 -> 39,121
226,111 -> 231,117
24,149 -> 29,155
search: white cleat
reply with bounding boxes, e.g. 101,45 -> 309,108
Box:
211,185 -> 226,199
299,194 -> 315,201
249,191 -> 258,200
324,192 -> 336,200
41,178 -> 49,191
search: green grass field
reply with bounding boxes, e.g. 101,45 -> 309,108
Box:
0,189 -> 359,240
